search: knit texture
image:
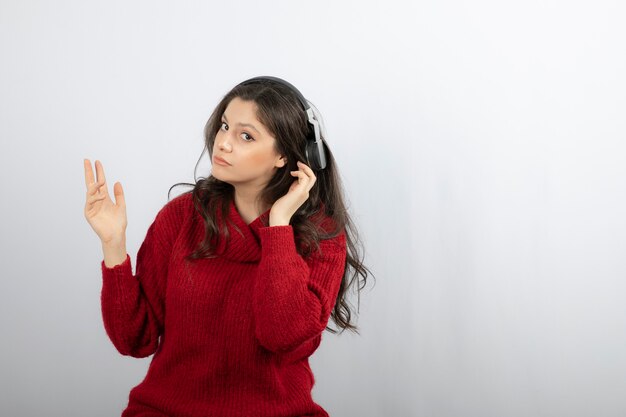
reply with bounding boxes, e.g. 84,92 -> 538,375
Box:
100,192 -> 347,417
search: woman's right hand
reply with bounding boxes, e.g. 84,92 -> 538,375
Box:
83,159 -> 128,244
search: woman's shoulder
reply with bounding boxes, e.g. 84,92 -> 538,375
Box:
168,190 -> 194,208
155,191 -> 195,224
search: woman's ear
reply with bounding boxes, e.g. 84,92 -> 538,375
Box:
276,155 -> 287,168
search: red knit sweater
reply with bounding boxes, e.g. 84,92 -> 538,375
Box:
100,192 -> 347,417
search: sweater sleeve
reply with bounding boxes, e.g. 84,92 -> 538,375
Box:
100,195 -> 185,358
253,225 -> 347,353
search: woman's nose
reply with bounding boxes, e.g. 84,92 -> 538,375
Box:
217,134 -> 232,152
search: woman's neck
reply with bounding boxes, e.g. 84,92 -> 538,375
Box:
233,187 -> 270,225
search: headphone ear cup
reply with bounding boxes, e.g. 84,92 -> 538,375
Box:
306,139 -> 328,170
305,141 -> 322,171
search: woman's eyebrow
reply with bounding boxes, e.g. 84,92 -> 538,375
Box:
222,113 -> 261,134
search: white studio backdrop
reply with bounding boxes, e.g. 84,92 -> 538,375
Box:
1,0 -> 625,416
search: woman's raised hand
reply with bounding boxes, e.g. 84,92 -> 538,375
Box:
269,161 -> 317,226
83,159 -> 128,244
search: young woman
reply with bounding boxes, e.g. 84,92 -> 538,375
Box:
83,76 -> 371,417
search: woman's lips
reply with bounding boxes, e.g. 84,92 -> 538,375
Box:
213,156 -> 231,166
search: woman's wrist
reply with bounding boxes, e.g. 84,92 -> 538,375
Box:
269,214 -> 290,227
102,239 -> 128,268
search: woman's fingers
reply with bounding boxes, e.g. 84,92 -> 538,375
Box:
94,160 -> 108,196
84,159 -> 95,188
291,161 -> 317,192
87,178 -> 104,194
113,182 -> 125,208
297,161 -> 316,178
87,193 -> 107,205
296,161 -> 316,188
84,159 -> 108,196
84,159 -> 106,184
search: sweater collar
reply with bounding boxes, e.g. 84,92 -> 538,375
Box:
211,199 -> 271,263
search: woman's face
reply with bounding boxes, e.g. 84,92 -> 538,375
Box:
211,97 -> 286,190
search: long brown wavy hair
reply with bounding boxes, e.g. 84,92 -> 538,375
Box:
168,77 -> 373,334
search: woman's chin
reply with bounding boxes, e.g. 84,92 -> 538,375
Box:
210,171 -> 234,186
210,169 -> 224,180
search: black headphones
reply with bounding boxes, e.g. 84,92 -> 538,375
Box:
236,76 -> 328,171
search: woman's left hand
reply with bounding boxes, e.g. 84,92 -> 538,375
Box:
269,161 -> 317,226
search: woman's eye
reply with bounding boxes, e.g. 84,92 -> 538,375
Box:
220,121 -> 253,141
241,132 -> 254,142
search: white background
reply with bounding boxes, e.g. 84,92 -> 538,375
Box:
1,0 -> 625,416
